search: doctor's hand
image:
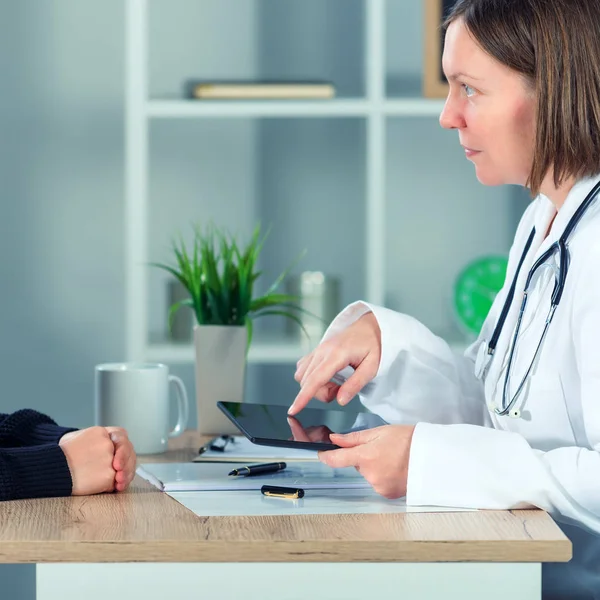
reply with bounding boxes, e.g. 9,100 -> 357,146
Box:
318,425 -> 415,499
288,312 -> 381,416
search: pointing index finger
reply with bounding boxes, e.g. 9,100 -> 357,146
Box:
289,366 -> 347,416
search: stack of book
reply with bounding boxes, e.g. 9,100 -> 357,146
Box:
185,80 -> 336,100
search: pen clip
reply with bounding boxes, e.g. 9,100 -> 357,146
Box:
263,490 -> 301,499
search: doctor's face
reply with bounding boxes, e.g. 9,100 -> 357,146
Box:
439,19 -> 536,187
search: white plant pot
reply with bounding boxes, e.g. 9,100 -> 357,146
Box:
193,324 -> 248,436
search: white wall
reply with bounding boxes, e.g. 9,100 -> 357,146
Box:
0,2 -> 531,597
0,1 -> 125,596
0,1 -> 259,596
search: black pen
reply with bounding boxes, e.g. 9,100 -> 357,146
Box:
261,485 -> 305,499
228,462 -> 287,477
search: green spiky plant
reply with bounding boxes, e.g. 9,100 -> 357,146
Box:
151,223 -> 314,349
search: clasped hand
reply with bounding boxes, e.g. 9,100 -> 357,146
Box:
59,426 -> 136,495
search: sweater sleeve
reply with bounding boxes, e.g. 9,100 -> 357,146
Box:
0,444 -> 73,501
0,409 -> 77,447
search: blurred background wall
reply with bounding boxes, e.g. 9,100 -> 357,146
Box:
1,1 -> 124,597
0,1 -> 529,597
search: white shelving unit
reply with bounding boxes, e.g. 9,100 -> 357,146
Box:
146,336 -> 312,365
146,98 -> 446,119
125,0 -> 467,365
145,337 -> 468,365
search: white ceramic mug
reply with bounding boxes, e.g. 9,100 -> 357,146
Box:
95,362 -> 189,454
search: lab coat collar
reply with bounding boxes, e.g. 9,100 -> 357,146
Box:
533,172 -> 600,255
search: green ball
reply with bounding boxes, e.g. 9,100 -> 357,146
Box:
454,256 -> 508,336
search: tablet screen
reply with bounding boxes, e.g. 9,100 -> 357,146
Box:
217,401 -> 387,451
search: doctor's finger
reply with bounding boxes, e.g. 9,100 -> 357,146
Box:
336,358 -> 378,405
294,355 -> 311,382
300,348 -> 346,393
312,381 -> 340,404
290,358 -> 348,415
318,446 -> 362,469
299,352 -> 324,387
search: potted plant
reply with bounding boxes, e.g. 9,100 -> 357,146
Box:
151,223 -> 311,435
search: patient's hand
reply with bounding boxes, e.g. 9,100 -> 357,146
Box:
59,426 -> 136,495
103,426 -> 137,492
59,427 -> 117,495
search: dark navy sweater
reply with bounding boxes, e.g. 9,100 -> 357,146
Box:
0,409 -> 76,501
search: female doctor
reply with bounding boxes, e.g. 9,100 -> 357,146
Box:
288,0 -> 600,598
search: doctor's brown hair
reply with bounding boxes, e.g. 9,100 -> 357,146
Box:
444,0 -> 600,197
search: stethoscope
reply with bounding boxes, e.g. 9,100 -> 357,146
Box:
475,180 -> 600,419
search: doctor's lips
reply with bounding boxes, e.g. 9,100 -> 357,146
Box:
461,144 -> 481,157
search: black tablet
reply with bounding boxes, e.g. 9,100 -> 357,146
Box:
217,400 -> 387,451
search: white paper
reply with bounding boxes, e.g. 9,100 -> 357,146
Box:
137,461 -> 371,492
193,435 -> 319,463
167,488 -> 477,517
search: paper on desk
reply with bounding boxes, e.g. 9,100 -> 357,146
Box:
137,461 -> 371,492
193,435 -> 318,463
167,488 -> 477,517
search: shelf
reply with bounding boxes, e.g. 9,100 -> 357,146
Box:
147,99 -> 371,118
145,334 -> 313,365
145,98 -> 446,119
385,98 -> 446,116
125,1 -> 484,371
145,335 -> 470,365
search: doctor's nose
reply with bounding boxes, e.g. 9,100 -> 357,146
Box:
439,97 -> 465,130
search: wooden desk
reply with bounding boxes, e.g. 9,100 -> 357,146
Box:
0,432 -> 571,600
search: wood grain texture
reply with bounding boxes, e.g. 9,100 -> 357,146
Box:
0,431 -> 571,564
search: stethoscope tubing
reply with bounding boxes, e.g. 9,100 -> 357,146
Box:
481,180 -> 600,417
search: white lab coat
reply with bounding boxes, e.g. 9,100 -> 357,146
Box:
323,173 -> 600,599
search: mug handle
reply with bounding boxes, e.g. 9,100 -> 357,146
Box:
168,375 -> 189,438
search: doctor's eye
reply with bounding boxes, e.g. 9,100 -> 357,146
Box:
461,83 -> 476,98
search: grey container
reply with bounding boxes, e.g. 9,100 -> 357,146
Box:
167,279 -> 194,342
285,272 -> 340,344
